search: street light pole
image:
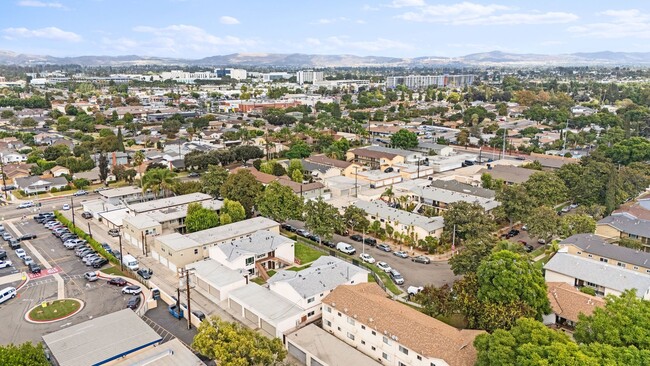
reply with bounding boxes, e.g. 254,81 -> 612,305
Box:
70,195 -> 75,228
118,233 -> 123,271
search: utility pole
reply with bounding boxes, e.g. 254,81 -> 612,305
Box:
118,233 -> 123,271
178,268 -> 194,330
0,160 -> 7,200
354,166 -> 359,198
87,222 -> 92,239
70,195 -> 75,228
501,128 -> 506,159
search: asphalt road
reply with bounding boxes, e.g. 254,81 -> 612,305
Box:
286,220 -> 459,289
0,216 -> 134,345
0,193 -> 98,221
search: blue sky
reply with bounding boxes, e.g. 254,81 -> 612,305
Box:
3,0 -> 650,58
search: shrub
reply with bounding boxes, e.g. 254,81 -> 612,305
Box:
50,187 -> 59,193
580,286 -> 596,296
53,211 -> 120,267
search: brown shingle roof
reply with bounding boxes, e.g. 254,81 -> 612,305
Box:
306,154 -> 353,169
546,282 -> 605,323
231,167 -> 277,184
349,147 -> 398,160
323,283 -> 483,366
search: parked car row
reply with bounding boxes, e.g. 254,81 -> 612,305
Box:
100,276 -> 142,310
41,216 -> 109,269
1,224 -> 40,273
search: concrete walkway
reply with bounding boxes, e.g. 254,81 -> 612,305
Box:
6,219 -> 65,299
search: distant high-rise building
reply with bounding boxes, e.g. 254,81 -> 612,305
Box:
386,74 -> 475,89
214,68 -> 248,80
296,70 -> 324,84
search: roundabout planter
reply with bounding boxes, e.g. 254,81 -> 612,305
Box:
25,298 -> 85,323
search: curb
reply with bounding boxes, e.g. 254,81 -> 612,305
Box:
25,298 -> 85,324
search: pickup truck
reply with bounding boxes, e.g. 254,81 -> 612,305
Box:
168,304 -> 184,319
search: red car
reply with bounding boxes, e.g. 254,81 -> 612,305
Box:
108,278 -> 127,286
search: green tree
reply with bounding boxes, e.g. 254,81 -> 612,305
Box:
527,206 -> 561,242
220,169 -> 262,217
132,150 -> 145,186
606,137 -> 650,165
559,214 -> 596,237
304,197 -> 343,243
98,152 -> 110,184
448,237 -> 496,275
0,342 -> 49,366
343,205 -> 370,233
477,250 -> 551,319
221,199 -> 246,223
185,203 -> 220,233
142,168 -> 177,198
522,172 -> 569,207
574,290 -> 650,350
390,128 -> 418,149
73,178 -> 90,190
415,284 -> 453,317
116,127 -> 125,152
287,159 -> 303,177
291,169 -> 303,183
193,317 -> 287,365
200,165 -> 229,198
442,202 -> 496,242
173,181 -> 202,195
256,182 -> 303,222
43,145 -> 70,161
286,140 -> 311,159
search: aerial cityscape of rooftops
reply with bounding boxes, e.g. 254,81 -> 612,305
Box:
2,0 -> 650,365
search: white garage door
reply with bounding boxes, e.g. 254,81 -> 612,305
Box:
287,343 -> 306,364
168,262 -> 177,272
151,250 -> 160,261
229,299 -> 242,315
261,319 -> 276,337
244,309 -> 258,324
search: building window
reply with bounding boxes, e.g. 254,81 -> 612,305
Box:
347,317 -> 355,325
325,306 -> 331,313
308,311 -> 315,317
382,352 -> 390,361
307,297 -> 315,303
371,346 -> 376,351
325,320 -> 331,327
617,262 -> 625,268
361,325 -> 366,330
347,332 -> 355,340
361,340 -> 366,345
194,249 -> 198,255
245,257 -> 254,266
383,336 -> 391,345
371,331 -> 376,336
338,312 -> 341,317
337,327 -> 341,331
600,258 -> 608,263
588,254 -> 593,258
399,345 -> 409,355
577,251 -> 582,255
399,362 -> 408,366
417,355 -> 422,361
634,266 -> 639,270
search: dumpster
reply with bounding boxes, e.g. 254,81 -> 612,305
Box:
151,288 -> 160,300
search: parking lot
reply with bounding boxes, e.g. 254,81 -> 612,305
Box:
286,220 -> 459,289
0,217 -> 141,345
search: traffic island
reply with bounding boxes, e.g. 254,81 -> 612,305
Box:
25,298 -> 84,323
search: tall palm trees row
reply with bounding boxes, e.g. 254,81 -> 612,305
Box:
141,168 -> 177,198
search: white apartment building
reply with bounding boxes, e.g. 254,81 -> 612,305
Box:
160,70 -> 219,84
297,70 -> 324,84
323,283 -> 483,366
386,75 -> 475,89
214,68 -> 248,80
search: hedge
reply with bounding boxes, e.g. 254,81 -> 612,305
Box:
54,211 -> 120,267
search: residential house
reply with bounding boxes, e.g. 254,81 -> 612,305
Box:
559,234 -> 650,274
391,162 -> 435,180
322,283 -> 484,366
268,256 -> 368,319
2,163 -> 32,184
305,155 -> 361,178
186,259 -> 248,303
428,179 -> 496,199
347,146 -> 424,169
596,214 -> 650,252
544,252 -> 650,300
73,167 -> 116,184
233,167 -> 331,200
543,282 -> 605,328
15,176 -> 67,194
299,159 -> 342,181
46,166 -> 70,177
411,142 -> 455,157
208,230 -> 295,277
477,164 -> 536,185
98,186 -> 146,206
353,170 -> 403,189
0,150 -> 27,164
399,184 -> 500,215
354,200 -> 445,240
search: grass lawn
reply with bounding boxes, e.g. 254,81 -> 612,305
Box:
100,266 -> 125,276
534,254 -> 551,270
29,299 -> 81,321
287,264 -> 312,272
294,242 -> 323,265
251,277 -> 266,285
267,270 -> 277,277
529,245 -> 546,258
368,273 -> 376,282
436,313 -> 469,329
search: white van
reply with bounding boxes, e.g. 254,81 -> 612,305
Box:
122,255 -> 139,271
336,242 -> 356,255
0,287 -> 16,304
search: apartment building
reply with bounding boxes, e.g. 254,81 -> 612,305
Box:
354,200 -> 445,240
322,283 -> 483,366
596,214 -> 650,252
403,185 -> 500,215
559,234 -> 650,274
386,75 -> 475,89
214,68 -> 247,80
297,70 -> 324,84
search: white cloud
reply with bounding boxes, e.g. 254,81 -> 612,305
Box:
568,9 -> 650,39
101,37 -> 139,52
396,2 -> 577,25
131,24 -> 256,55
3,27 -> 81,42
309,36 -> 413,52
219,16 -> 240,25
16,0 -> 63,8
388,0 -> 426,8
362,4 -> 380,11
312,17 -> 349,25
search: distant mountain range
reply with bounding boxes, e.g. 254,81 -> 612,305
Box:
4,49 -> 650,67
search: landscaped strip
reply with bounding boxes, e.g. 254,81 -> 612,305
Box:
54,211 -> 120,266
27,299 -> 83,322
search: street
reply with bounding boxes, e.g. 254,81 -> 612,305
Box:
286,220 -> 459,289
0,193 -> 98,221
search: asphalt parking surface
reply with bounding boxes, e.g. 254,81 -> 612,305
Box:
143,300 -> 198,346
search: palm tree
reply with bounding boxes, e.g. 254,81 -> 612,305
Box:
142,168 -> 177,198
545,240 -> 561,258
132,151 -> 145,187
380,187 -> 396,205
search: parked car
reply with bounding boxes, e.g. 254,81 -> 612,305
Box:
281,223 -> 294,232
122,285 -> 142,295
73,190 -> 88,196
407,286 -> 424,296
137,268 -> 153,279
0,260 -> 12,269
23,256 -> 35,266
192,310 -> 206,322
296,229 -> 309,237
363,238 -> 377,246
336,242 -> 356,255
0,224 -> 4,232
0,250 -> 6,260
28,263 -> 41,274
538,239 -> 547,245
412,255 -> 431,264
307,234 -> 320,243
91,258 -> 109,268
188,172 -> 200,178
81,212 -> 93,219
18,201 -> 34,209
350,234 -> 363,242
376,261 -> 392,273
84,272 -> 98,282
359,253 -> 376,263
62,204 -> 70,211
322,240 -> 336,248
2,233 -> 12,241
389,269 -> 404,285
108,278 -> 127,286
108,228 -> 120,237
15,249 -> 27,259
524,244 -> 534,253
126,295 -> 141,310
17,233 -> 37,241
60,233 -> 78,242
376,243 -> 392,252
8,239 -> 20,249
393,251 -> 409,259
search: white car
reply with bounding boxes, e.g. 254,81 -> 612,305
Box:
15,249 -> 26,259
18,201 -> 34,209
62,204 -> 70,211
359,253 -> 376,264
84,272 -> 98,282
122,285 -> 142,295
376,261 -> 392,273
0,260 -> 12,269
